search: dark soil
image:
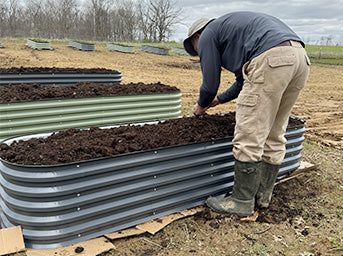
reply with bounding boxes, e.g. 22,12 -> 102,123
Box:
0,82 -> 180,103
257,173 -> 323,224
0,66 -> 120,74
0,113 -> 302,166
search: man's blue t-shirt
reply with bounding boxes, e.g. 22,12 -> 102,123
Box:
197,11 -> 303,107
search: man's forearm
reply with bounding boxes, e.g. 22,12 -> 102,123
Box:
217,81 -> 242,103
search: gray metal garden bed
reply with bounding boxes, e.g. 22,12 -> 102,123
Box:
141,45 -> 169,55
0,71 -> 122,86
26,39 -> 51,50
69,40 -> 95,51
171,47 -> 189,56
0,92 -> 182,141
107,43 -> 134,53
0,116 -> 306,249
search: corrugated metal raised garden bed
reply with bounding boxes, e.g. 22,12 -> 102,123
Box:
69,40 -> 95,51
0,113 -> 306,249
141,45 -> 170,55
0,82 -> 181,141
107,43 -> 134,53
26,39 -> 51,50
0,67 -> 122,85
171,47 -> 189,56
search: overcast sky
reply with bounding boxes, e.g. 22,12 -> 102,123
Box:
172,0 -> 343,45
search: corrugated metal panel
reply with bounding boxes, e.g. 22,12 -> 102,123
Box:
0,93 -> 182,141
0,72 -> 122,85
0,116 -> 306,249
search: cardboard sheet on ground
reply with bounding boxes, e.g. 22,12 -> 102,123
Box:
26,236 -> 115,256
105,205 -> 204,239
0,226 -> 25,255
291,161 -> 317,176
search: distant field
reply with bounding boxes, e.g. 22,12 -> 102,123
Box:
305,44 -> 343,65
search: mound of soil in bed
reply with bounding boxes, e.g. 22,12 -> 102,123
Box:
0,82 -> 180,103
0,113 -> 303,165
0,66 -> 121,74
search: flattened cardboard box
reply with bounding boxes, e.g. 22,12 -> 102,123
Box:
0,226 -> 25,255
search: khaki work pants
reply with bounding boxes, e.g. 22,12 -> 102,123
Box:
233,41 -> 310,165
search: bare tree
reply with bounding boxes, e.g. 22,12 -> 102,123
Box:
147,0 -> 182,42
114,0 -> 138,42
85,0 -> 111,40
53,0 -> 79,39
137,0 -> 154,41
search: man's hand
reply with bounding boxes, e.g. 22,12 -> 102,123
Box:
208,97 -> 220,108
193,103 -> 207,116
193,97 -> 221,116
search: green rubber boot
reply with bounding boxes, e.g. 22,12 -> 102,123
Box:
205,160 -> 261,217
256,162 -> 280,208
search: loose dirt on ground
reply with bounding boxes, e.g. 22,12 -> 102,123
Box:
0,38 -> 343,256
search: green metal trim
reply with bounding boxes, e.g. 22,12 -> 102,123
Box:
0,93 -> 182,140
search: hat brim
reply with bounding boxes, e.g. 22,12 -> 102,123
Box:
183,18 -> 215,56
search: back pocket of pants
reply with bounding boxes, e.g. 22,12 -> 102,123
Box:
267,54 -> 296,67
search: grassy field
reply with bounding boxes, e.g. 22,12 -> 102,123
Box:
305,45 -> 343,65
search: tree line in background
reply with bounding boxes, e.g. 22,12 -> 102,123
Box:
0,0 -> 182,42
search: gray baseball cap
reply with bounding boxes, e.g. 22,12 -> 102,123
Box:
183,18 -> 215,56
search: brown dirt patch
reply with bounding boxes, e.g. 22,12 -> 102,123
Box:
159,61 -> 201,70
